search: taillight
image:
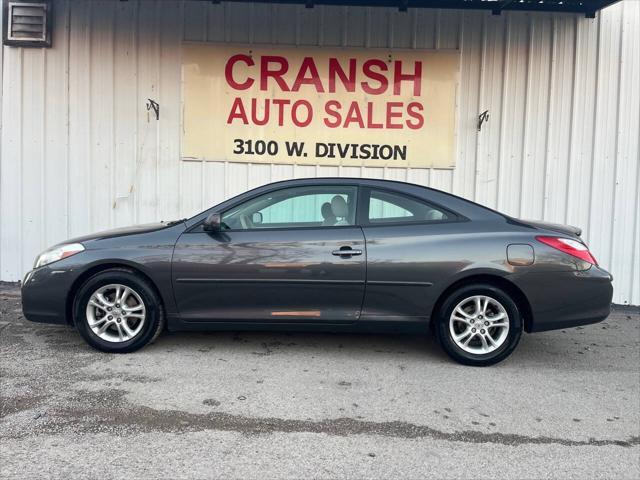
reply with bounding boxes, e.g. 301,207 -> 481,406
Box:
535,236 -> 598,265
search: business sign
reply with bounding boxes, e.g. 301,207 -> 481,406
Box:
182,44 -> 458,168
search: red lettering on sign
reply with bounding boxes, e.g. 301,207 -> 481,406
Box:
323,100 -> 342,128
393,60 -> 422,96
227,97 -> 248,124
386,102 -> 404,129
344,101 -> 365,128
223,52 -> 429,130
361,60 -> 388,95
292,57 -> 325,92
260,56 -> 290,91
250,98 -> 269,126
328,58 -> 356,93
292,100 -> 313,127
225,54 -> 255,90
366,102 -> 384,129
272,99 -> 291,126
406,102 -> 425,129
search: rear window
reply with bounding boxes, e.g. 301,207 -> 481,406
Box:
367,189 -> 450,224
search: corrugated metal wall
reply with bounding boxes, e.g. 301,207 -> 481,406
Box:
1,0 -> 638,304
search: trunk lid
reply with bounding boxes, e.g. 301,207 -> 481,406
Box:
516,219 -> 582,238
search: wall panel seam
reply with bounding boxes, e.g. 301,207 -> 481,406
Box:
607,1 -> 625,268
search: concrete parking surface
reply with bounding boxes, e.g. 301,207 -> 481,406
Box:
1,282 -> 638,479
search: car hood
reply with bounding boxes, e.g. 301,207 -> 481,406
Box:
63,222 -> 179,245
517,219 -> 582,237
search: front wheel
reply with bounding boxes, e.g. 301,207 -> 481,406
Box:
73,269 -> 164,353
435,284 -> 523,366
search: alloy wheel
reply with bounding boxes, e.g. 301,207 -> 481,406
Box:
85,284 -> 146,343
448,295 -> 510,355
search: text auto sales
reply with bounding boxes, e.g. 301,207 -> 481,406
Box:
224,54 -> 426,161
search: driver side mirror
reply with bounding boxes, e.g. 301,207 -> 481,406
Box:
203,213 -> 222,232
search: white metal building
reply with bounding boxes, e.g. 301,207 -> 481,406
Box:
1,0 -> 638,304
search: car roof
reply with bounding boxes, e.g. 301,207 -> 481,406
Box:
256,177 -> 456,200
262,176 -> 435,189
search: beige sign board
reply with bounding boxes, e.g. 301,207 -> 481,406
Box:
182,44 -> 459,168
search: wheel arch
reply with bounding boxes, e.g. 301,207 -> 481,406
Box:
65,262 -> 165,326
430,274 -> 533,333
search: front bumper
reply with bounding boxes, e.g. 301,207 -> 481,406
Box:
514,265 -> 614,333
21,266 -> 77,325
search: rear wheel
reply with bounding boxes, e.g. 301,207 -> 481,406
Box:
435,284 -> 522,366
74,269 -> 164,353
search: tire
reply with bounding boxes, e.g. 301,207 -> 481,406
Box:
73,268 -> 165,353
435,283 -> 522,366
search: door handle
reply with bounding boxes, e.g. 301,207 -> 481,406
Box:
332,248 -> 363,257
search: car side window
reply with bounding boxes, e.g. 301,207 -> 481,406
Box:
367,189 -> 450,224
221,186 -> 357,230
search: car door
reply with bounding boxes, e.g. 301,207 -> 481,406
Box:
359,187 -> 459,321
172,185 -> 366,323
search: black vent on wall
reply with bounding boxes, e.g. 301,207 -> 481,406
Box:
3,1 -> 52,48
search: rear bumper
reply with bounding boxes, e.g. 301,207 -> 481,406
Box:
21,266 -> 76,325
513,266 -> 613,333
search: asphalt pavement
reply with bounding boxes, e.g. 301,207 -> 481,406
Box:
1,282 -> 639,479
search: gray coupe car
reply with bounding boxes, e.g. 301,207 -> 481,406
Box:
21,178 -> 613,365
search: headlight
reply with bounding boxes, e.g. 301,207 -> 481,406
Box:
34,243 -> 85,269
